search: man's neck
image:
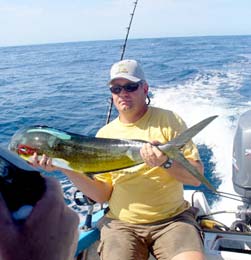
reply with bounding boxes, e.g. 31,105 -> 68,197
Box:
119,105 -> 148,124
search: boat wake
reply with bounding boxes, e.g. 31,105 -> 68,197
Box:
151,64 -> 251,225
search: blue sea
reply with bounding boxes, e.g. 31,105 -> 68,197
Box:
1,35 -> 251,217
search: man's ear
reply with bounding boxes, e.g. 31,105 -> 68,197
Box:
143,82 -> 149,94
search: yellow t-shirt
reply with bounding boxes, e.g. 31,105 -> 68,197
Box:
95,106 -> 200,224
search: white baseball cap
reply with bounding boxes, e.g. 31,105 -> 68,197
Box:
108,59 -> 145,85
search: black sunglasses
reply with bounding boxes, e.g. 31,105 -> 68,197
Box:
110,81 -> 143,94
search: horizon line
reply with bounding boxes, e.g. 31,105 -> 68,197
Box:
1,33 -> 251,49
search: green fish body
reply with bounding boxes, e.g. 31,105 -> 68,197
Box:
9,127 -> 146,173
9,116 -> 218,191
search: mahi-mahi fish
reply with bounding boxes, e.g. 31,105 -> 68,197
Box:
8,115 -> 218,192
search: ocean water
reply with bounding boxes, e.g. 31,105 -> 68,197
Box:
1,35 -> 251,220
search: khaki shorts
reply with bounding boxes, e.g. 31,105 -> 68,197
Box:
97,207 -> 204,260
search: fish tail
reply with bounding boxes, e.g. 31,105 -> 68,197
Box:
164,146 -> 216,192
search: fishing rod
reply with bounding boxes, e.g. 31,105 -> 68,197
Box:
105,0 -> 139,124
120,0 -> 139,61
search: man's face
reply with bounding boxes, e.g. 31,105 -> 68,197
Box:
110,78 -> 148,114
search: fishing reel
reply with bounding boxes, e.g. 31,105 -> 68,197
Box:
74,190 -> 96,206
74,190 -> 97,231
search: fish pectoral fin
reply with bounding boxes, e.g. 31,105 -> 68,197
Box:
164,146 -> 216,192
51,158 -> 73,171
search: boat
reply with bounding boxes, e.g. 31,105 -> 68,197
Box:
1,1 -> 250,257
74,110 -> 251,259
1,111 -> 250,259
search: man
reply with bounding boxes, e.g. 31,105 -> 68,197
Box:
33,59 -> 204,260
0,177 -> 79,260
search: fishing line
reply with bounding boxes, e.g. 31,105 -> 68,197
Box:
106,0 -> 140,124
198,210 -> 237,219
215,192 -> 250,204
213,190 -> 250,204
193,188 -> 250,204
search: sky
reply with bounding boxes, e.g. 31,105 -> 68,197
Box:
1,0 -> 251,47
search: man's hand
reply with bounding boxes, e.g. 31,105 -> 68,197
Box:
140,141 -> 168,167
0,177 -> 79,260
30,153 -> 56,172
140,141 -> 204,186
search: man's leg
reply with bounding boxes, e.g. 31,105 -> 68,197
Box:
172,251 -> 204,260
151,222 -> 204,260
98,218 -> 149,260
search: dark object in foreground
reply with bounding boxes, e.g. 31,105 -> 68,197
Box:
0,145 -> 45,218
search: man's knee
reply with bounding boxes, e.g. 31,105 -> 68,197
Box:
98,234 -> 148,260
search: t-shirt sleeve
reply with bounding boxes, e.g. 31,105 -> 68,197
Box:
94,172 -> 113,183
